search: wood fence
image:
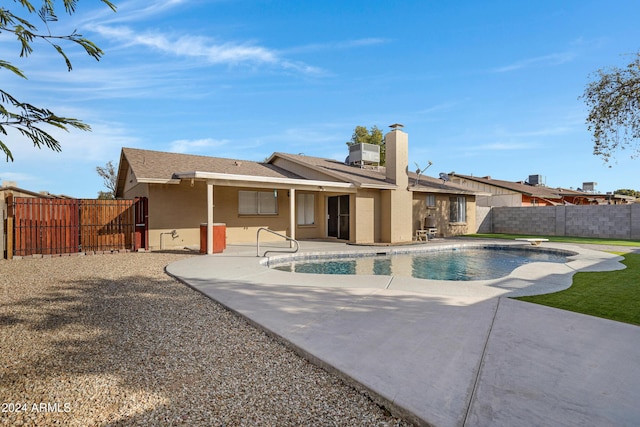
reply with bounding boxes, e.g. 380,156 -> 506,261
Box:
4,196 -> 148,258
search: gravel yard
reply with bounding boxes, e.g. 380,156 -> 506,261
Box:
0,252 -> 409,426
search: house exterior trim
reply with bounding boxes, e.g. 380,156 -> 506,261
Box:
174,171 -> 355,191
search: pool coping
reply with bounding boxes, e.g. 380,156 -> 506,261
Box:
261,241 -> 600,298
165,239 -> 639,426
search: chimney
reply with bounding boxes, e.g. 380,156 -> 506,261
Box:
385,123 -> 409,187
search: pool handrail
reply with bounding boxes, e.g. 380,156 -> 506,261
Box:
256,227 -> 299,257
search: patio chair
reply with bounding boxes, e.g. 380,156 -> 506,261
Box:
415,216 -> 437,241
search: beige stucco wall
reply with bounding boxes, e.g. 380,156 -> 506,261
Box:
146,182 -> 206,250
378,128 -> 414,243
122,181 -> 197,250
380,189 -> 413,243
353,189 -> 381,244
130,182 -> 339,250
385,129 -> 409,187
412,193 -> 476,237
131,181 -> 475,250
121,166 -> 146,197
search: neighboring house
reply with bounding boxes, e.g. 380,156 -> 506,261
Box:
448,174 -> 631,206
1,181 -> 73,203
115,126 -> 477,251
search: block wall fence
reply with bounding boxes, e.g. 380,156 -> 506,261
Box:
478,204 -> 640,239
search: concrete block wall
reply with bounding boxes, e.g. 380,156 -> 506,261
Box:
492,206 -> 557,235
565,205 -> 630,239
489,205 -> 640,239
632,204 -> 640,239
554,206 -> 566,236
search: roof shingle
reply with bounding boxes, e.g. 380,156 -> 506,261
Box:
121,147 -> 304,181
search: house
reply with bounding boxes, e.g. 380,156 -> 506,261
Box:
1,181 -> 73,203
447,174 -> 629,206
115,126 -> 477,252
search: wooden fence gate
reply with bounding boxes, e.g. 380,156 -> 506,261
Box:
5,196 -> 148,258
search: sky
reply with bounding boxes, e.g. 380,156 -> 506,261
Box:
1,0 -> 639,198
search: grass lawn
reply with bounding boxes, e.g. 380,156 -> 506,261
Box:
466,233 -> 640,247
466,234 -> 640,325
515,252 -> 640,326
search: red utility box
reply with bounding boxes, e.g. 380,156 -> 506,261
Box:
199,223 -> 226,254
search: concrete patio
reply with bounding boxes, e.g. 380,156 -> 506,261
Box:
166,239 -> 640,426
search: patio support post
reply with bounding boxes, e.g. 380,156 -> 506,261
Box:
289,187 -> 295,248
207,180 -> 214,255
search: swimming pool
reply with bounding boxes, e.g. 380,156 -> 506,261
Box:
270,246 -> 573,281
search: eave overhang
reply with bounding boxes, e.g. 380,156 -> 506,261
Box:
409,186 -> 481,196
173,171 -> 357,192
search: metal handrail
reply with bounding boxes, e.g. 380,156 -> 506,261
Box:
256,227 -> 299,257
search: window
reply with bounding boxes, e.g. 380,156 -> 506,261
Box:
238,190 -> 278,215
449,196 -> 466,223
297,193 -> 315,225
426,194 -> 436,208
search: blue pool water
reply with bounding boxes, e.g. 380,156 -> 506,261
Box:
271,247 -> 570,281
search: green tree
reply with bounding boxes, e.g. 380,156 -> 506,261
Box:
0,0 -> 117,162
346,125 -> 386,165
582,51 -> 640,162
614,188 -> 640,198
96,160 -> 117,199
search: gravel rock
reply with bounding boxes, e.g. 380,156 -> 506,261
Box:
0,252 -> 410,426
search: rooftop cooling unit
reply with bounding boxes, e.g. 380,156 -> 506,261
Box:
528,174 -> 543,186
582,182 -> 597,192
348,143 -> 380,165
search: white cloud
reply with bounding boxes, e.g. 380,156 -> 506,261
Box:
2,112 -> 137,163
169,138 -> 230,154
491,52 -> 576,73
418,100 -> 463,115
93,25 -> 322,73
475,142 -> 534,150
0,172 -> 37,184
492,125 -> 573,138
79,1 -> 327,76
282,38 -> 388,55
444,125 -> 575,155
81,0 -> 191,25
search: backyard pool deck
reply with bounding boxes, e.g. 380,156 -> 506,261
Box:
166,238 -> 640,427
